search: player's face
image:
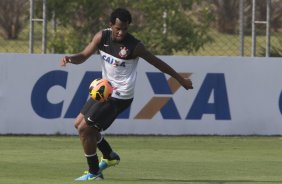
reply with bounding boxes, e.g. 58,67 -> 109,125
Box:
111,18 -> 129,42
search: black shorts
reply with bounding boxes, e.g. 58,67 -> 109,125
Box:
80,97 -> 133,131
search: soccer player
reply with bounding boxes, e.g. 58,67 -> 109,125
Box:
60,8 -> 193,181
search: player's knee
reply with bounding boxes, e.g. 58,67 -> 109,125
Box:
74,113 -> 84,129
77,122 -> 88,136
74,119 -> 81,129
77,120 -> 96,135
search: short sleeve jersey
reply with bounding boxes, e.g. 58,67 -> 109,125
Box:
97,28 -> 140,99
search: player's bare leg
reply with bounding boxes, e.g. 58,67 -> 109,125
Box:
75,113 -> 120,172
74,114 -> 103,181
74,113 -> 84,129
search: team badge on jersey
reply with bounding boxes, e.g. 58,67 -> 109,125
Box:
119,47 -> 129,58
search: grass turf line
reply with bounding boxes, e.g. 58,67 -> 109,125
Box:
1,136 -> 282,184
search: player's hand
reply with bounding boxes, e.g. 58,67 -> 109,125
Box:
182,78 -> 193,90
60,56 -> 71,67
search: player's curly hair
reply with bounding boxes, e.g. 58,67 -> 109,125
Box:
110,8 -> 132,24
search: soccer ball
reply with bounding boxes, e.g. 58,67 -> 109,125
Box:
89,78 -> 113,102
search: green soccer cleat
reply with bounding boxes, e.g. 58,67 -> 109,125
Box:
99,152 -> 120,171
75,171 -> 104,181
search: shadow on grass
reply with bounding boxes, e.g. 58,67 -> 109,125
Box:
108,178 -> 282,183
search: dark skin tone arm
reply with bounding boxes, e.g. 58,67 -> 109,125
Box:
133,42 -> 193,90
60,31 -> 102,66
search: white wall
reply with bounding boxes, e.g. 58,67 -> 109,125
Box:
0,53 -> 282,135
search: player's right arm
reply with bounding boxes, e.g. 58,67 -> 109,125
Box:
133,42 -> 193,90
60,31 -> 102,66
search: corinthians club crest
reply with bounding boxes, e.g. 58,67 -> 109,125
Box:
119,46 -> 129,58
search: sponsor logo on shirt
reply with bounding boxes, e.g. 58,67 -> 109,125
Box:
101,54 -> 126,67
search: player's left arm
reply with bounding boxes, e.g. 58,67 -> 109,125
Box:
133,42 -> 193,90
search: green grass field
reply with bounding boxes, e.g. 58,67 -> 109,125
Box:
1,136 -> 282,184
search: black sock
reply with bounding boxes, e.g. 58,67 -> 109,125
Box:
97,137 -> 113,159
86,154 -> 99,174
